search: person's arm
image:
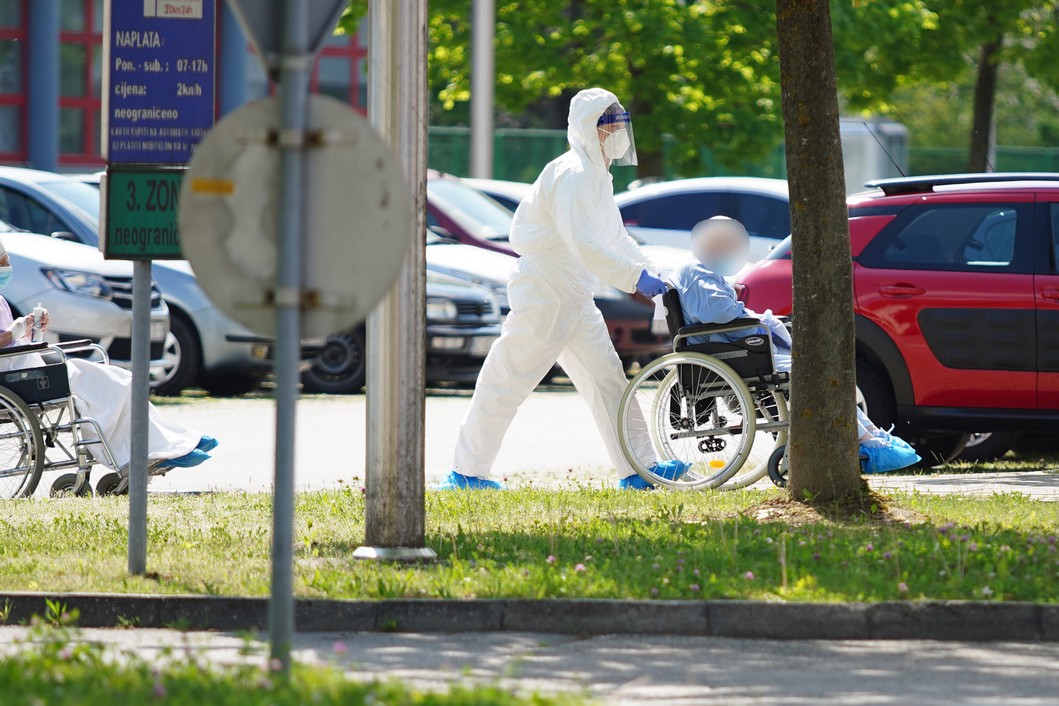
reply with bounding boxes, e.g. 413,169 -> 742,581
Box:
551,176 -> 645,293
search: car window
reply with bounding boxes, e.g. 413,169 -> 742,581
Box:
1048,204 -> 1059,273
427,178 -> 513,241
860,204 -> 1028,272
0,187 -> 67,235
731,193 -> 791,240
38,180 -> 101,220
619,191 -> 732,231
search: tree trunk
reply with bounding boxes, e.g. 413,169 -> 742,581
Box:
968,38 -> 1002,173
775,0 -> 864,503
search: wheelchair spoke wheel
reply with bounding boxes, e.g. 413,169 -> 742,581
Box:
618,353 -> 757,489
719,389 -> 790,490
0,389 -> 44,499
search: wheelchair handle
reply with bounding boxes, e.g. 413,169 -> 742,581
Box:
0,342 -> 49,357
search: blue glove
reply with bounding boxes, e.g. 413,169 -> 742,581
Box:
636,269 -> 666,297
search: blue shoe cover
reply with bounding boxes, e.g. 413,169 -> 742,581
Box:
619,474 -> 655,490
436,471 -> 506,490
649,459 -> 691,481
860,442 -> 921,474
197,435 -> 218,453
157,448 -> 211,469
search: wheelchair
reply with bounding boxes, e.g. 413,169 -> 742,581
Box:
0,340 -> 158,499
617,288 -> 791,490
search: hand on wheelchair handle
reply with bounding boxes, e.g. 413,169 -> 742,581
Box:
636,269 -> 667,298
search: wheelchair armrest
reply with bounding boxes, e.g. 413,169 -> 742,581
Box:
0,342 -> 48,357
673,318 -> 770,351
52,339 -> 95,351
675,318 -> 763,338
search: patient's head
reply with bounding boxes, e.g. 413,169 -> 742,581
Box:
690,216 -> 749,277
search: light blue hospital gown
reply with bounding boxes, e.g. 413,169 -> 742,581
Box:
667,260 -> 792,370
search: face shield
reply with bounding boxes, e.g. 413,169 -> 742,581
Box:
690,216 -> 750,277
597,103 -> 637,167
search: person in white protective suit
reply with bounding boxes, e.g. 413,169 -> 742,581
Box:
0,239 -> 216,472
668,216 -> 921,474
441,87 -> 682,490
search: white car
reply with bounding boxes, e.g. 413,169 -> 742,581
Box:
614,177 -> 791,261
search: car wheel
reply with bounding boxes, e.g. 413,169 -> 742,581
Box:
199,372 -> 265,397
152,315 -> 199,397
909,432 -> 972,467
855,361 -> 895,428
302,329 -> 367,394
955,432 -> 1020,463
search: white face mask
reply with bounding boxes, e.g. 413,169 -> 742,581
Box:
602,129 -> 631,160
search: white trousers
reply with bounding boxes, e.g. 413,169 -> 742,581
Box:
453,264 -> 651,479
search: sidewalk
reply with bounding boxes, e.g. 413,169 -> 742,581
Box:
869,470 -> 1059,500
2,626 -> 1058,705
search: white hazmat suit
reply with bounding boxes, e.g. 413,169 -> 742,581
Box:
451,88 -> 653,481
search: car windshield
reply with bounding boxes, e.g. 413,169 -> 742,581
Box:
39,180 -> 101,221
428,178 -> 513,241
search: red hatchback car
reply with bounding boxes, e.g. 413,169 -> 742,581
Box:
738,173 -> 1059,463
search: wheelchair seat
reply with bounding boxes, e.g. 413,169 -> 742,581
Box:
661,288 -> 776,380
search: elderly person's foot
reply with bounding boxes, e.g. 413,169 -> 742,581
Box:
157,448 -> 211,470
436,471 -> 506,490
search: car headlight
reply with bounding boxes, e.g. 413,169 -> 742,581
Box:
42,269 -> 113,300
426,298 -> 458,322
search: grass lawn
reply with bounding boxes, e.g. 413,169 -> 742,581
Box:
0,487 -> 1057,603
0,622 -> 579,706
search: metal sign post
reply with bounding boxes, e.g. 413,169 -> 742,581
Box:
355,0 -> 435,562
101,0 -> 216,576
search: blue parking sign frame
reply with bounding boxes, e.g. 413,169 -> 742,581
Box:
102,0 -> 217,165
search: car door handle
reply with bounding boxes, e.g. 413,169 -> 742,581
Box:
879,284 -> 926,298
1042,287 -> 1059,303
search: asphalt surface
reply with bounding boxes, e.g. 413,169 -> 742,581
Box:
106,389 -> 1059,497
2,626 -> 1058,705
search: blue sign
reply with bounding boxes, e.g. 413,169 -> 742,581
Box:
103,0 -> 217,165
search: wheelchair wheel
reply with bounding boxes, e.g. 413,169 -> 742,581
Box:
0,389 -> 44,499
767,445 -> 788,488
50,473 -> 91,498
618,352 -> 757,489
717,389 -> 790,490
94,472 -> 126,497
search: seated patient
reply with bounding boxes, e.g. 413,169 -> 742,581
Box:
0,238 -> 216,472
668,216 -> 919,474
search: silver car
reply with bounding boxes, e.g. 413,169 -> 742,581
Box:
0,166 -> 269,395
0,221 -> 169,363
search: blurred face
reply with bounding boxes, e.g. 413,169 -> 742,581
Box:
691,218 -> 750,276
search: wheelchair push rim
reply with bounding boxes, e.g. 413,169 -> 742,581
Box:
618,352 -> 757,490
0,387 -> 44,498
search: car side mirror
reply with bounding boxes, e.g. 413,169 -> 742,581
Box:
49,231 -> 79,243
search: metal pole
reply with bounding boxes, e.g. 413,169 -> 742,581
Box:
127,259 -> 151,575
269,0 -> 309,675
355,0 -> 435,562
470,0 -> 495,179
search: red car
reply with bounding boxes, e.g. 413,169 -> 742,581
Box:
737,173 -> 1059,463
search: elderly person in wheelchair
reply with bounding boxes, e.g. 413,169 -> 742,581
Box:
668,216 -> 920,475
0,239 -> 215,497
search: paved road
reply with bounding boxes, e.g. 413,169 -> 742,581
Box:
53,390 -> 1054,498
2,626 -> 1058,705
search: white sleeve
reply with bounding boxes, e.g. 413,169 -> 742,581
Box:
551,177 -> 645,293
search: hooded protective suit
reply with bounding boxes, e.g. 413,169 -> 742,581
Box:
452,88 -> 654,479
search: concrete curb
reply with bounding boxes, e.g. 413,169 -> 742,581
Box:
1,592 -> 1055,641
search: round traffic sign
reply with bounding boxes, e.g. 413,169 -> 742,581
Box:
178,95 -> 412,338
